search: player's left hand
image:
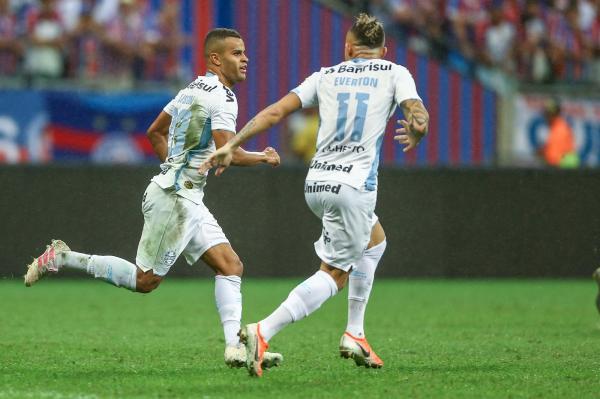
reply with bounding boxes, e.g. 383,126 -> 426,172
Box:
263,147 -> 281,167
394,119 -> 426,153
199,143 -> 234,176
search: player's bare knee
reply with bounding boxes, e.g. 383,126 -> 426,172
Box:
135,269 -> 162,293
223,256 -> 243,276
320,263 -> 348,290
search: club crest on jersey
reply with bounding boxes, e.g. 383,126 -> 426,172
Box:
162,251 -> 177,267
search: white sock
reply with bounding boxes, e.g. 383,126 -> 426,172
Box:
215,275 -> 242,347
57,251 -> 137,291
260,270 -> 338,342
346,240 -> 386,338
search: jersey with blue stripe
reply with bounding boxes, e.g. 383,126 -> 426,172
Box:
292,58 -> 420,191
152,73 -> 237,204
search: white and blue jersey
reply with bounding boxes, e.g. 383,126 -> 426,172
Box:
152,73 -> 237,204
292,58 -> 421,191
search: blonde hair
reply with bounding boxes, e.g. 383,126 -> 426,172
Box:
349,13 -> 385,48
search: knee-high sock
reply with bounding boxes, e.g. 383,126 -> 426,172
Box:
215,275 -> 242,347
259,270 -> 338,342
57,251 -> 137,291
346,240 -> 387,338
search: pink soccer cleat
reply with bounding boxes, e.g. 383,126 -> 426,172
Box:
24,240 -> 70,287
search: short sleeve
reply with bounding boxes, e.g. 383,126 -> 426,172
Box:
163,98 -> 177,116
291,71 -> 320,108
210,86 -> 238,133
394,65 -> 421,105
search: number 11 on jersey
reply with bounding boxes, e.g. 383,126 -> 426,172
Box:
335,92 -> 370,142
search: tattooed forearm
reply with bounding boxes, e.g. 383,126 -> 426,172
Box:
230,103 -> 283,148
231,117 -> 258,147
401,99 -> 429,136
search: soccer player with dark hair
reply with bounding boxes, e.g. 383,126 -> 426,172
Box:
203,14 -> 429,377
24,28 -> 282,369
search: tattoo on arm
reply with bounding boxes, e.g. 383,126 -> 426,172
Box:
233,117 -> 257,147
401,99 -> 429,135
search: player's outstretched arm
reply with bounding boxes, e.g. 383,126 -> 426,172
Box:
395,99 -> 429,153
201,93 -> 301,175
147,111 -> 172,162
212,130 -> 280,168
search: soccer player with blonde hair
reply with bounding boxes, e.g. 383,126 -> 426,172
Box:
204,14 -> 429,377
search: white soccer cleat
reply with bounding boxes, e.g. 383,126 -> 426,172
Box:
339,332 -> 384,368
224,343 -> 283,369
24,240 -> 70,287
224,344 -> 247,368
239,323 -> 270,377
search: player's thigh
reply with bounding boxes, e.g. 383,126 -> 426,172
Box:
135,183 -> 198,276
311,183 -> 376,271
368,218 -> 386,248
181,205 -> 233,271
304,181 -> 326,219
324,189 -> 374,263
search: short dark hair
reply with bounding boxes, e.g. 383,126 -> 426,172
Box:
203,28 -> 242,58
350,13 -> 385,49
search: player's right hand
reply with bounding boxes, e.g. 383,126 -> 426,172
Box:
263,147 -> 281,167
200,144 -> 234,176
394,119 -> 426,153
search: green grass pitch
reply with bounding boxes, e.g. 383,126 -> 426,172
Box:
1,278 -> 599,398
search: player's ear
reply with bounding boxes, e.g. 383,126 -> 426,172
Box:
345,43 -> 353,60
209,52 -> 222,66
381,46 -> 387,58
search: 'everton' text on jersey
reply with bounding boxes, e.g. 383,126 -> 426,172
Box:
292,58 -> 421,191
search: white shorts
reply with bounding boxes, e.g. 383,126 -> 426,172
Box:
136,182 -> 229,276
304,180 -> 378,272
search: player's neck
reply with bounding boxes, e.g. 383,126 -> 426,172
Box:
206,67 -> 235,88
350,55 -> 380,61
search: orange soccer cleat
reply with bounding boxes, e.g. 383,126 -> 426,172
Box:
239,323 -> 270,377
339,332 -> 384,368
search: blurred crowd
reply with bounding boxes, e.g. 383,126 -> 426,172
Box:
0,0 -> 184,86
3,0 -> 598,91
341,0 -> 600,88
